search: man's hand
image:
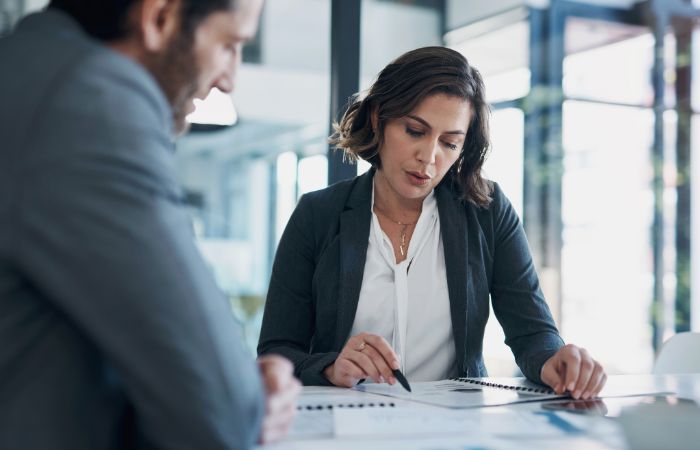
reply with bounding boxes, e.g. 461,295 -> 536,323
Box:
541,344 -> 607,399
257,355 -> 301,444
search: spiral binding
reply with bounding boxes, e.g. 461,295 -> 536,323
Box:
297,401 -> 396,411
451,377 -> 554,395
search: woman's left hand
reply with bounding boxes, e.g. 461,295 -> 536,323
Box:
540,344 -> 606,399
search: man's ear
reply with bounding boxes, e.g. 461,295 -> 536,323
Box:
139,0 -> 181,51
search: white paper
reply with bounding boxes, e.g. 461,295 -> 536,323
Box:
287,409 -> 334,440
333,407 -> 586,438
355,379 -> 565,408
258,435 -> 535,450
290,385 -> 413,440
297,385 -> 395,409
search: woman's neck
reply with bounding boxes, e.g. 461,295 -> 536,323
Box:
373,169 -> 424,221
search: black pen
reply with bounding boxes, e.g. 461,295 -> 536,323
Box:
392,369 -> 412,392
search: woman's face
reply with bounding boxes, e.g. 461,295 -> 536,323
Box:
376,93 -> 471,203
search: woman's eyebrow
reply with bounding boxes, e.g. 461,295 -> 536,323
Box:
406,114 -> 466,135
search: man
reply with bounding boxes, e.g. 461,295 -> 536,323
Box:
0,1 -> 299,449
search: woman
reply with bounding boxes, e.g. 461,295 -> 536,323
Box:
258,46 -> 606,399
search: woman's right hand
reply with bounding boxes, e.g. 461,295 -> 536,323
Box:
323,333 -> 401,388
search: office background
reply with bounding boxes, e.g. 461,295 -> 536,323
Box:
3,0 -> 700,377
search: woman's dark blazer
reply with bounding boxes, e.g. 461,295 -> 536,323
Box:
258,168 -> 564,386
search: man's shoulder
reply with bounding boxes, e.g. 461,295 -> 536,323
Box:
47,33 -> 171,133
67,50 -> 171,132
0,12 -> 178,201
1,10 -> 170,134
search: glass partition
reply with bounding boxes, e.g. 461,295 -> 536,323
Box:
561,100 -> 655,373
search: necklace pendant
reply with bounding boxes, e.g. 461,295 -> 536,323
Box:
399,230 -> 407,257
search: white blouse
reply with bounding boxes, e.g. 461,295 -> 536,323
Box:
350,183 -> 457,381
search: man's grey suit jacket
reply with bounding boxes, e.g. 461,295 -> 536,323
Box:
0,10 -> 263,450
259,168 -> 564,386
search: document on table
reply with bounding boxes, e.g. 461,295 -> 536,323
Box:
287,408 -> 334,440
333,407 -> 589,439
259,435 -> 531,450
297,385 -> 407,409
355,379 -> 567,408
285,384 -> 620,445
288,386 -> 412,440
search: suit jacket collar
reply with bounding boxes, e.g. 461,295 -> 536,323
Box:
335,169 -> 374,347
435,177 -> 469,375
334,169 -> 470,374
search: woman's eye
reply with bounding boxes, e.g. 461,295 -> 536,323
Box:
405,127 -> 424,137
443,142 -> 459,151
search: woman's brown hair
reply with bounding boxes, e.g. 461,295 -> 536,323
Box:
330,46 -> 492,206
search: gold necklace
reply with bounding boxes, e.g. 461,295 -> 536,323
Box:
374,206 -> 418,257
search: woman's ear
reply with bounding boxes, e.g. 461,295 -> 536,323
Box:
139,0 -> 181,51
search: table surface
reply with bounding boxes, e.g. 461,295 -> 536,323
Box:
258,374 -> 700,450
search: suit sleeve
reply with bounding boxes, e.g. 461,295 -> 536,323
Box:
16,58 -> 264,450
488,183 -> 564,384
257,194 -> 339,386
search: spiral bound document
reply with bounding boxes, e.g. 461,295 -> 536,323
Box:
289,386 -> 401,440
355,377 -> 568,409
453,377 -> 557,394
297,400 -> 397,411
298,385 -> 402,409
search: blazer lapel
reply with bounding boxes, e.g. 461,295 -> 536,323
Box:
436,181 -> 469,374
335,170 -> 374,348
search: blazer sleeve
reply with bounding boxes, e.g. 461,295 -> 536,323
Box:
258,194 -> 339,386
487,183 -> 564,384
17,56 -> 264,450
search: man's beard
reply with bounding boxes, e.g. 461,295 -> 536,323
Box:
144,33 -> 201,136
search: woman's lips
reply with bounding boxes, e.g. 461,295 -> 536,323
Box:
406,171 -> 431,186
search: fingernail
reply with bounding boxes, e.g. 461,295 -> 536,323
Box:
390,377 -> 396,385
582,391 -> 591,399
573,390 -> 581,399
378,376 -> 385,383
568,382 -> 575,391
392,360 -> 400,370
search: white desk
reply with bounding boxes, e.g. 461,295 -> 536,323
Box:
259,374 -> 700,450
